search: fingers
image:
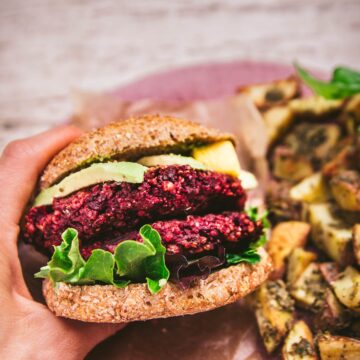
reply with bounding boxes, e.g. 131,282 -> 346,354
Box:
0,125 -> 82,226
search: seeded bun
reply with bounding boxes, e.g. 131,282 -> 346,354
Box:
40,115 -> 234,189
43,249 -> 272,323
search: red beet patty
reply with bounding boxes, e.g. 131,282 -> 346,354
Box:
24,165 -> 247,254
82,211 -> 263,259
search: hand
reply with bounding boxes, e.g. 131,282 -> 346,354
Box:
0,126 -> 125,360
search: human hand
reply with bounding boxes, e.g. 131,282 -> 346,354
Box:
0,126 -> 125,360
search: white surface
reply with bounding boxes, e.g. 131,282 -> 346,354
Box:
0,0 -> 359,149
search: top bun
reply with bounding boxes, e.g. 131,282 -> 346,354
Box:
40,115 -> 234,190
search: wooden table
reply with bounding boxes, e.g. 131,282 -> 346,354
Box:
1,0 -> 359,150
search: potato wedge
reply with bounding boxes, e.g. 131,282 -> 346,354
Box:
266,179 -> 302,222
331,266 -> 360,314
290,263 -> 327,310
319,262 -> 340,284
316,334 -> 360,360
330,170 -> 360,211
272,146 -> 313,182
287,248 -> 317,285
343,93 -> 360,134
289,96 -> 343,118
282,320 -> 316,360
253,280 -> 295,353
237,76 -> 300,109
353,224 -> 360,265
314,288 -> 350,331
289,173 -> 329,203
307,203 -> 353,265
263,106 -> 293,145
268,221 -> 311,279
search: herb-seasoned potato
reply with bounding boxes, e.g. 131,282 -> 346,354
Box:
314,288 -> 350,331
237,76 -> 300,110
286,248 -> 317,285
272,146 -> 313,182
353,224 -> 360,265
290,263 -> 327,310
307,203 -> 353,266
289,173 -> 329,203
272,123 -> 341,182
319,262 -> 340,284
253,280 -> 295,353
268,221 -> 311,279
316,334 -> 360,360
282,320 -> 316,360
263,106 -> 293,145
330,170 -> 360,211
343,94 -> 360,135
289,96 -> 343,118
331,266 -> 360,314
266,179 -> 302,223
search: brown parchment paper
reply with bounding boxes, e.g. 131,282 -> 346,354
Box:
20,91 -> 273,360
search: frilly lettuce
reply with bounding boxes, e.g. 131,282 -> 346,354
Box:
36,209 -> 268,293
35,225 -> 169,294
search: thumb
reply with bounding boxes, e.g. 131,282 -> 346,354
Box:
0,125 -> 82,228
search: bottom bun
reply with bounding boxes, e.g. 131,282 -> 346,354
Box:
43,248 -> 272,323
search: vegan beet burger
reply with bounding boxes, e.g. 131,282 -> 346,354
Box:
23,115 -> 272,323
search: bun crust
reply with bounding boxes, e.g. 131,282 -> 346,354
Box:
40,115 -> 233,189
43,249 -> 272,323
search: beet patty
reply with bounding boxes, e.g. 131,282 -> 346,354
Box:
24,165 -> 246,253
82,211 -> 263,259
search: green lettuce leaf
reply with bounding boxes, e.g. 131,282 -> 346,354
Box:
78,249 -> 128,287
295,63 -> 360,99
246,206 -> 270,229
140,225 -> 170,294
226,249 -> 261,265
35,228 -> 85,283
226,207 -> 268,265
35,225 -> 168,293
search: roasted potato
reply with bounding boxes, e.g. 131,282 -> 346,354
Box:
343,94 -> 360,135
267,221 -> 311,279
272,146 -> 313,182
287,248 -> 317,285
282,320 -> 316,360
290,263 -> 327,310
307,203 -> 353,266
289,96 -> 343,119
263,106 -> 293,145
253,280 -> 295,353
319,262 -> 340,284
266,179 -> 302,223
289,173 -> 329,203
284,123 -> 341,162
314,288 -> 350,331
237,76 -> 300,110
316,334 -> 360,360
331,266 -> 360,314
353,224 -> 360,265
330,170 -> 360,211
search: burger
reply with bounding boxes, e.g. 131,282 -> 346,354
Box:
23,115 -> 272,323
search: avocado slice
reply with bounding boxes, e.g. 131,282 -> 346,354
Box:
137,154 -> 205,170
34,162 -> 148,206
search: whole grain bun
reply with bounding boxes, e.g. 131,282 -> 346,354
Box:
43,249 -> 272,323
40,115 -> 233,189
